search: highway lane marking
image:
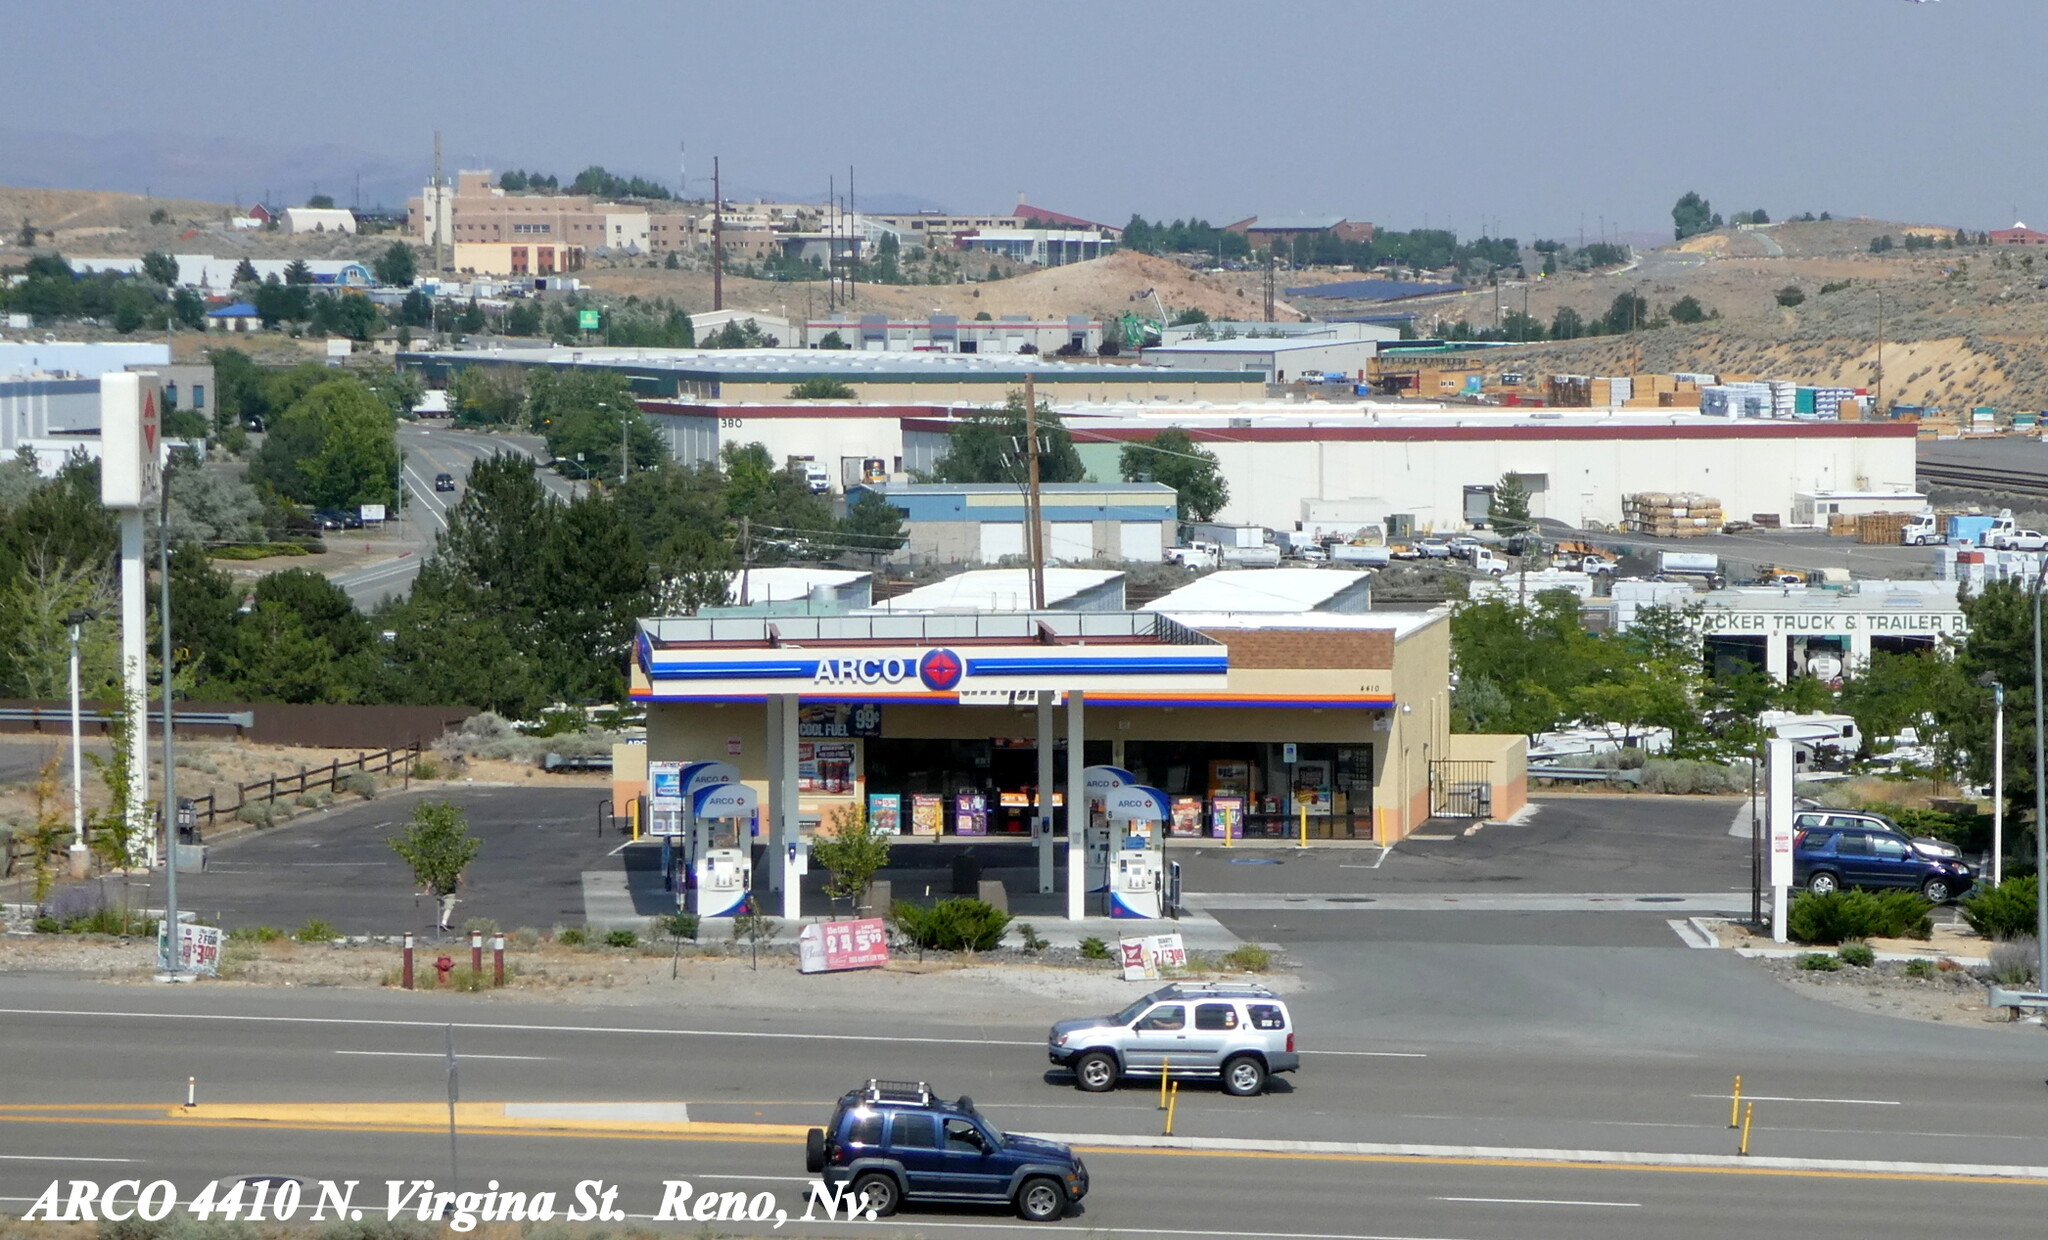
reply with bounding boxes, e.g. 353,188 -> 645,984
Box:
1692,1093 -> 1899,1106
1434,1197 -> 1637,1208
333,1051 -> 555,1061
0,1154 -> 136,1162
0,1006 -> 1421,1058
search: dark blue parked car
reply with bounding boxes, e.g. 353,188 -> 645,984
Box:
1792,812 -> 1973,903
806,1080 -> 1087,1222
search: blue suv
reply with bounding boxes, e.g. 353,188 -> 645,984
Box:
1792,812 -> 1973,903
806,1080 -> 1087,1222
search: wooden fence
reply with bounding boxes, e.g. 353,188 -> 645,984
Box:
189,743 -> 423,833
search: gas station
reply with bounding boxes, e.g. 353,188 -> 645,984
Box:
624,608 -> 1526,922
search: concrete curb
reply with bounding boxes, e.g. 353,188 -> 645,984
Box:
1733,946 -> 1992,966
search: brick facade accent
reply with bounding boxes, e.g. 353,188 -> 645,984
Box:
1205,629 -> 1395,670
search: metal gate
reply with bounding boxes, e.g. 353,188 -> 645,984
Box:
1429,760 -> 1494,818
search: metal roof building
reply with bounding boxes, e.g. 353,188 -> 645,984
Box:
1146,568 -> 1374,614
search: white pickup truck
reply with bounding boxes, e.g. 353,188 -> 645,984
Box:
1993,528 -> 2048,552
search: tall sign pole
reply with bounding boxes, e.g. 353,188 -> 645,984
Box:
158,478 -> 180,976
1023,372 -> 1046,611
712,157 -> 723,312
1766,738 -> 1794,943
98,373 -> 158,869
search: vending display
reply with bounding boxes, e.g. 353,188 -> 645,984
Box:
866,793 -> 902,835
1210,795 -> 1245,840
1169,796 -> 1205,837
910,794 -> 944,837
953,790 -> 989,835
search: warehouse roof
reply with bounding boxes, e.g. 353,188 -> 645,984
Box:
1146,568 -> 1372,613
723,567 -> 869,604
1163,608 -> 1443,640
867,568 -> 1123,613
409,346 -> 1245,384
1143,338 -> 1372,354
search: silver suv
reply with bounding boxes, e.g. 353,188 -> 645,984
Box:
1047,982 -> 1297,1097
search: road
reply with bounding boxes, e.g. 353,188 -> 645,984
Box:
2,978 -> 2045,1238
1535,518 -> 1938,580
331,424 -> 573,610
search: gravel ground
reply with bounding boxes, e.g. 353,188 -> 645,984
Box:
0,934 -> 1297,1020
1746,954 -> 2041,1029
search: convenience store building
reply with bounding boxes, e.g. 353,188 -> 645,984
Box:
624,607 -> 1524,918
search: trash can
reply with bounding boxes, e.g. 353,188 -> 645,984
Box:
951,852 -> 982,896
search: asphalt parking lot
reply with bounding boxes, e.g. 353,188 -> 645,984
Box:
1171,795 -> 1750,895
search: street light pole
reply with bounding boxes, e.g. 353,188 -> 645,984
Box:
158,488 -> 180,976
2035,562 -> 2048,989
65,608 -> 96,878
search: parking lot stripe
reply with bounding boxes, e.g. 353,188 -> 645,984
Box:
1434,1196 -> 1638,1208
1690,1094 -> 1900,1106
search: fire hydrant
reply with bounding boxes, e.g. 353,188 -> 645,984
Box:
434,955 -> 455,986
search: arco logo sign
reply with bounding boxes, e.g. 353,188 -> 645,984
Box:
811,648 -> 964,692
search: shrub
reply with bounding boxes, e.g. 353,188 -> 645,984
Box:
604,929 -> 638,948
33,915 -> 58,934
1079,935 -> 1112,960
1639,759 -> 1748,794
512,926 -> 542,949
1904,958 -> 1936,979
1221,943 -> 1273,972
1962,876 -> 2040,940
237,802 -> 279,828
228,925 -> 282,943
1986,935 -> 2040,987
297,918 -> 340,942
461,917 -> 499,936
1787,889 -> 1933,945
341,772 -> 378,799
1798,952 -> 1842,972
1016,922 -> 1049,953
891,898 -> 1011,952
1837,940 -> 1876,968
557,926 -> 588,946
412,756 -> 443,781
663,912 -> 699,941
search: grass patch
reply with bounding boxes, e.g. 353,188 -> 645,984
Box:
297,918 -> 340,942
1797,952 -> 1843,972
1837,940 -> 1876,968
1079,935 -> 1111,961
1220,943 -> 1273,973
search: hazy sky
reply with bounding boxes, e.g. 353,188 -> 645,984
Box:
6,0 -> 2039,241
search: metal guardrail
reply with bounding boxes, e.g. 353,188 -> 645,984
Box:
1528,765 -> 1644,786
542,752 -> 611,773
0,707 -> 255,728
1988,987 -> 2048,1014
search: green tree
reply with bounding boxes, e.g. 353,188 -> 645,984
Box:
927,391 -> 1085,485
373,568 -> 549,717
812,801 -> 893,913
720,442 -> 835,560
1550,306 -> 1585,340
1118,426 -> 1228,522
1601,292 -> 1649,335
170,286 -> 206,330
1450,591 -> 1605,737
1169,307 -> 1209,326
430,452 -> 556,641
1838,649 -> 1962,770
164,544 -> 240,689
373,242 -> 418,287
817,330 -> 850,350
231,258 -> 259,285
388,800 -> 482,900
283,259 -> 313,285
534,493 -> 651,701
1669,295 -> 1708,324
140,251 -> 179,286
1672,192 -> 1715,240
839,489 -> 907,559
448,365 -> 524,426
789,377 -> 856,399
1487,472 -> 1534,539
306,195 -> 335,210
1775,285 -> 1806,307
247,378 -> 401,509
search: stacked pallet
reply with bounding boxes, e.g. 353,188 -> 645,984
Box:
1623,492 -> 1725,537
1857,513 -> 1913,544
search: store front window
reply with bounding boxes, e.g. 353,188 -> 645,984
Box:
864,736 -> 1113,836
1124,741 -> 1375,840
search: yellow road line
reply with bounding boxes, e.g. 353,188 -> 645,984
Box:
1,1110 -> 2044,1186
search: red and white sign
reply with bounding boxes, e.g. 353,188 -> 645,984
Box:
727,736 -> 743,757
798,918 -> 890,974
1120,933 -> 1187,981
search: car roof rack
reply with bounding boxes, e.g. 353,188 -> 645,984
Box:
862,1079 -> 931,1105
1165,981 -> 1278,997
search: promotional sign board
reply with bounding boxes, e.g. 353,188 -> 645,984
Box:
648,760 -> 685,837
359,504 -> 387,524
578,309 -> 602,331
1118,933 -> 1187,982
798,918 -> 890,974
1169,797 -> 1205,837
799,703 -> 883,738
99,373 -> 162,509
156,921 -> 223,976
910,794 -> 944,836
1210,796 -> 1245,839
867,793 -> 902,835
954,791 -> 988,835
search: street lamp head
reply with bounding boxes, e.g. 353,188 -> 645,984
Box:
62,608 -> 97,627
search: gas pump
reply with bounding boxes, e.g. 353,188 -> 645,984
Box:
1081,766 -> 1133,897
688,779 -> 756,918
670,761 -> 739,891
1101,784 -> 1169,919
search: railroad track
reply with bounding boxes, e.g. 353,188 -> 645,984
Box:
1916,462 -> 2048,501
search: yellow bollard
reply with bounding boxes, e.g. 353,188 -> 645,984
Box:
1729,1074 -> 1742,1128
1739,1102 -> 1754,1156
1159,1058 -> 1171,1109
1163,1081 -> 1179,1136
1298,797 -> 1309,849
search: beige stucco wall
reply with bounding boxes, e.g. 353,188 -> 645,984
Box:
1443,731 -> 1529,821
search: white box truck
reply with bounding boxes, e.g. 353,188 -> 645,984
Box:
1657,551 -> 1725,588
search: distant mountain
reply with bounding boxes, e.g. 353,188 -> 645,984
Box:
0,127 -> 423,209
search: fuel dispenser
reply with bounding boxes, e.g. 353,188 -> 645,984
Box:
687,778 -> 756,919
1101,784 -> 1170,919
1080,766 -> 1134,896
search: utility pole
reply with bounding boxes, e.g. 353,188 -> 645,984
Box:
712,157 -> 724,312
157,479 -> 179,975
1875,289 -> 1885,411
1262,249 -> 1275,322
847,165 -> 856,308
1023,372 -> 1046,611
739,516 -> 753,605
826,176 -> 836,313
431,132 -> 445,277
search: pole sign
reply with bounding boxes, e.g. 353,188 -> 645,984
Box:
99,372 -> 162,510
578,309 -> 602,332
1767,738 -> 1795,889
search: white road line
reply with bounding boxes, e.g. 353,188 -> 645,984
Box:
1434,1197 -> 1637,1209
1307,1050 -> 1428,1058
1691,1093 -> 1899,1106
0,1154 -> 137,1162
333,1050 -> 554,1061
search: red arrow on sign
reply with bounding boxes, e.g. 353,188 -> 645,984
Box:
141,389 -> 159,456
